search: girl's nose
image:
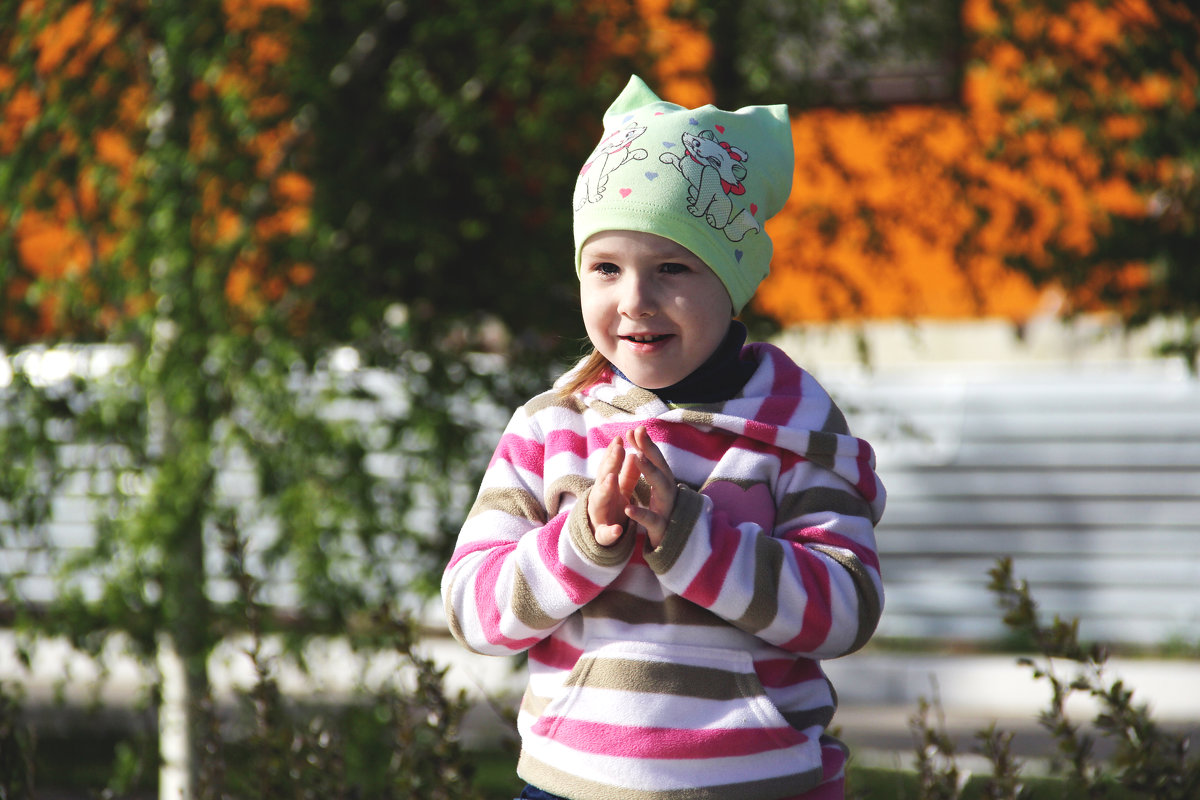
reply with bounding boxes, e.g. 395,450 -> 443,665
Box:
618,274 -> 656,318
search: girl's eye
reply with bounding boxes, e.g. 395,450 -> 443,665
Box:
591,261 -> 620,276
660,262 -> 690,275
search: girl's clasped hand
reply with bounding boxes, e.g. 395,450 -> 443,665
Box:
587,425 -> 677,549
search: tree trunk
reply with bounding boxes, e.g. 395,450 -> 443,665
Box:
144,4 -> 223,795
158,633 -> 204,800
150,323 -> 218,800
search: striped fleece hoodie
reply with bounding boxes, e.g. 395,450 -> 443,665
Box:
442,342 -> 885,800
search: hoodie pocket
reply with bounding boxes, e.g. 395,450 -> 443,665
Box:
532,638 -> 807,759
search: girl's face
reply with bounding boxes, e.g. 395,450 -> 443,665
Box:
580,230 -> 732,390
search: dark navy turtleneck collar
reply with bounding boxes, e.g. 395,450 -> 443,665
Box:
612,321 -> 756,405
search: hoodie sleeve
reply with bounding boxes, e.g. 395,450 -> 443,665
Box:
441,403 -> 634,656
644,446 -> 884,660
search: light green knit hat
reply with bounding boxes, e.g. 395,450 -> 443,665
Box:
573,75 -> 793,313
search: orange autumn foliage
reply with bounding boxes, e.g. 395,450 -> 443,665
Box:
15,209 -> 91,279
0,86 -> 41,155
754,0 -> 1188,325
589,0 -> 713,107
3,1 -> 144,339
635,0 -> 712,108
94,128 -> 138,176
222,0 -> 309,32
3,0 -> 319,339
33,1 -> 91,74
759,107 -> 1044,323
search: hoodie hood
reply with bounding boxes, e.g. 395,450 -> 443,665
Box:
561,342 -> 885,523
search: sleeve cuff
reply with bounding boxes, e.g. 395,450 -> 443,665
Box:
644,484 -> 705,574
567,487 -> 636,567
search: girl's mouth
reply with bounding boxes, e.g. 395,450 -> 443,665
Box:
622,334 -> 671,344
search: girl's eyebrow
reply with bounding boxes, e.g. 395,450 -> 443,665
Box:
583,248 -> 697,261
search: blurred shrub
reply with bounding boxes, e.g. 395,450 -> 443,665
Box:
908,557 -> 1200,800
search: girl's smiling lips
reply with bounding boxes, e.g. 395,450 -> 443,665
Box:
620,333 -> 675,351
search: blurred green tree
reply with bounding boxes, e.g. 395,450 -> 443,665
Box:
694,0 -> 960,110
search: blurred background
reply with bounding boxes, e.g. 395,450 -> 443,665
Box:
1,0 -> 1197,798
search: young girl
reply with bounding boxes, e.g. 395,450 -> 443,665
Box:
442,76 -> 885,800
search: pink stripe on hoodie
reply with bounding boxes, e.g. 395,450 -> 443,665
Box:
474,545 -> 542,650
491,432 -> 546,476
530,716 -> 808,759
681,517 -> 740,607
780,552 -> 834,653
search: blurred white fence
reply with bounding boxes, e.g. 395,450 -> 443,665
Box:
820,356 -> 1200,646
4,340 -> 1200,649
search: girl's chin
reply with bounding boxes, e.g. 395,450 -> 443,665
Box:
614,363 -> 685,390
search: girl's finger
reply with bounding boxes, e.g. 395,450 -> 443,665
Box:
636,455 -> 677,516
617,448 -> 641,497
589,472 -> 618,520
632,426 -> 671,475
594,521 -> 625,547
625,504 -> 667,548
634,452 -> 669,487
624,503 -> 658,525
629,432 -> 673,490
602,436 -> 623,471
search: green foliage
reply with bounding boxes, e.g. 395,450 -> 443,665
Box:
193,612 -> 486,800
908,557 -> 1200,800
0,365 -> 69,629
0,682 -> 36,800
975,723 -> 1024,800
1,623 -> 488,799
688,0 -> 959,108
293,0 -> 647,363
911,693 -> 970,800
